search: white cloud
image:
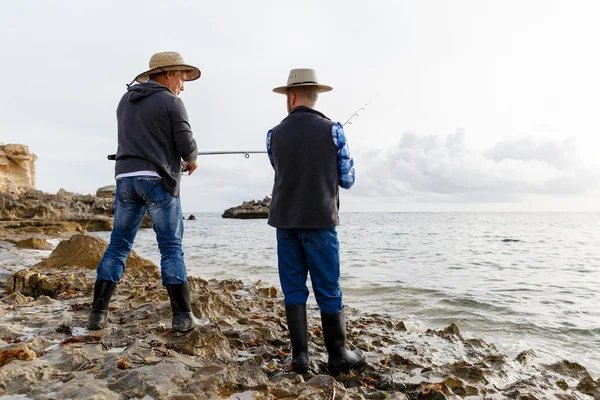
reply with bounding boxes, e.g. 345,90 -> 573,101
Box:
351,131 -> 598,204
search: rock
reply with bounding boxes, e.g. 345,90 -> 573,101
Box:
222,196 -> 270,219
576,375 -> 600,398
0,144 -> 37,196
35,234 -> 157,271
165,323 -> 233,361
546,360 -> 590,380
0,182 -> 151,236
516,349 -> 537,365
188,214 -> 196,220
6,269 -> 88,298
1,292 -> 34,304
15,237 -> 53,250
428,323 -> 463,340
96,185 -> 116,198
0,220 -> 83,238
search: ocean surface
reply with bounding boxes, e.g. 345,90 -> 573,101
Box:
90,212 -> 599,375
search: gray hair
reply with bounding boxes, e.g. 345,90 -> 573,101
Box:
289,86 -> 319,102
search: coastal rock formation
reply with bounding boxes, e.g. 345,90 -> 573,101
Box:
222,196 -> 270,219
0,186 -> 151,238
0,144 -> 151,238
1,235 -> 598,399
0,144 -> 37,196
7,235 -> 157,298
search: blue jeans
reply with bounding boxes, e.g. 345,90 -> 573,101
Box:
96,177 -> 187,286
276,228 -> 343,315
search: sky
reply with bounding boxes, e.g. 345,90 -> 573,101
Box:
1,0 -> 599,212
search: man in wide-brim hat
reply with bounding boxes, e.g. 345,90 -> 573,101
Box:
266,69 -> 364,375
88,51 -> 206,332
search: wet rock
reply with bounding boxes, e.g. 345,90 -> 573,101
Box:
0,365 -> 57,393
442,361 -> 489,384
107,370 -> 164,399
547,360 -> 590,380
270,374 -> 305,397
165,324 -> 233,361
576,375 -> 600,398
35,234 -> 157,271
188,214 -> 196,220
556,379 -> 569,390
15,237 -> 53,250
2,292 -> 34,304
416,389 -> 447,400
516,349 -> 537,365
51,382 -> 121,400
187,364 -> 236,392
375,373 -> 407,391
7,269 -> 73,298
234,359 -> 269,389
428,323 -> 463,340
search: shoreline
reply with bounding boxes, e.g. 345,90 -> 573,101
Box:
1,235 -> 599,399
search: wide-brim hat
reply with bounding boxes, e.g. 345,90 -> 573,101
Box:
273,68 -> 332,94
134,51 -> 201,84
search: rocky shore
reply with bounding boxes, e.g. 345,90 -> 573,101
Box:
0,143 -> 153,242
222,197 -> 270,219
1,235 -> 599,399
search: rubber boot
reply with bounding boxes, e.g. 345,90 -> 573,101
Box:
166,283 -> 206,331
87,280 -> 117,330
285,304 -> 309,373
321,308 -> 366,375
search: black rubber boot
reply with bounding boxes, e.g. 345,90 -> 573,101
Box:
321,308 -> 366,375
285,304 -> 309,373
166,283 -> 206,332
87,280 -> 117,330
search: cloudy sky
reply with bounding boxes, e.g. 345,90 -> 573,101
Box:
1,1 -> 599,212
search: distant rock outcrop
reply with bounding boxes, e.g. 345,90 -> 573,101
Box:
222,196 -> 270,219
0,144 -> 37,195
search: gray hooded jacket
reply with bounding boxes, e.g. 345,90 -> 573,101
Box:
114,80 -> 198,197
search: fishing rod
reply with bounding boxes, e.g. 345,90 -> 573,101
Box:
106,151 -> 263,160
342,94 -> 378,127
106,96 -> 377,161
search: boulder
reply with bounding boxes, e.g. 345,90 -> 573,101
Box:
35,234 -> 157,271
188,214 -> 196,220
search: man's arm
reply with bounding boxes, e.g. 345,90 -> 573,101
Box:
170,97 -> 198,165
266,129 -> 275,169
332,122 -> 355,189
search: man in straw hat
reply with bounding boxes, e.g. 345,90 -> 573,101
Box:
267,69 -> 364,375
88,51 -> 205,332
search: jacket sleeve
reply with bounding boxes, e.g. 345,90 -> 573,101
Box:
169,97 -> 198,164
332,122 -> 356,189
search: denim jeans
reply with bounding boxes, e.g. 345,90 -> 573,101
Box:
276,227 -> 343,315
96,176 -> 187,286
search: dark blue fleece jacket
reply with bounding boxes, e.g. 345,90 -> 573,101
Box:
114,80 -> 198,197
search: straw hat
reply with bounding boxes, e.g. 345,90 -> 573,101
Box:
273,68 -> 332,94
134,52 -> 201,83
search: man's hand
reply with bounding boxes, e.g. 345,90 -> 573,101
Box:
183,160 -> 199,175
